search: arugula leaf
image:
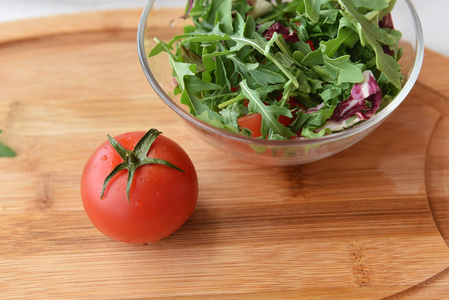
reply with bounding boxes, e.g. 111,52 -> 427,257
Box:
301,127 -> 331,138
210,55 -> 232,95
323,52 -> 364,85
304,0 -> 331,23
215,0 -> 233,35
350,0 -> 389,10
151,39 -> 193,87
206,0 -> 225,26
292,106 -> 335,132
301,49 -> 324,66
0,142 -> 15,157
366,0 -> 396,23
321,27 -> 359,58
219,103 -> 241,133
151,39 -> 222,117
181,76 -> 222,116
302,42 -> 364,85
196,110 -> 225,129
319,86 -> 342,103
0,130 -> 15,157
180,45 -> 205,72
248,64 -> 286,86
337,0 -> 402,89
231,34 -> 300,88
240,80 -> 295,139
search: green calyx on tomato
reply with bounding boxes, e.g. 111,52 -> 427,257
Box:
101,128 -> 184,202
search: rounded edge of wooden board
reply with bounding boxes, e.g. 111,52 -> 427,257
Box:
0,9 -> 143,45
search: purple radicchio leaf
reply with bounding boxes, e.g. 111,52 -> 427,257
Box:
379,13 -> 394,29
382,45 -> 395,56
181,0 -> 194,19
264,22 -> 299,43
306,102 -> 325,114
379,13 -> 395,55
331,70 -> 382,123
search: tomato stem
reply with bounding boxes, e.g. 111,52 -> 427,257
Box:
125,151 -> 138,165
100,129 -> 185,202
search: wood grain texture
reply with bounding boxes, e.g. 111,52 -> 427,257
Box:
1,9 -> 449,299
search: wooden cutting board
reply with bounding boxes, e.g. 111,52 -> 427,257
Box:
1,9 -> 449,299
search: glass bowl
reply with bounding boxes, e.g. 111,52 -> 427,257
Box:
137,0 -> 424,166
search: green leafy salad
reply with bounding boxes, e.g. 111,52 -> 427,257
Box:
149,0 -> 403,140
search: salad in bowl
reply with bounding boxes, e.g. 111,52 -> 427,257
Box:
138,0 -> 423,165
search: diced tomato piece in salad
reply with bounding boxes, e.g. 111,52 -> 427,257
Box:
306,40 -> 316,51
238,113 -> 263,138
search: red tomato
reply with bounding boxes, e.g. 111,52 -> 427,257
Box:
279,97 -> 299,126
81,130 -> 198,243
238,113 -> 263,137
278,114 -> 295,127
306,40 -> 316,51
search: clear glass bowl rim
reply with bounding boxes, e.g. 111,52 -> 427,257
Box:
137,0 -> 424,147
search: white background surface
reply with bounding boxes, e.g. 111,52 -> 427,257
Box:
0,0 -> 447,57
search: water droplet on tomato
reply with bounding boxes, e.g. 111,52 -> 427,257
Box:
101,155 -> 107,161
